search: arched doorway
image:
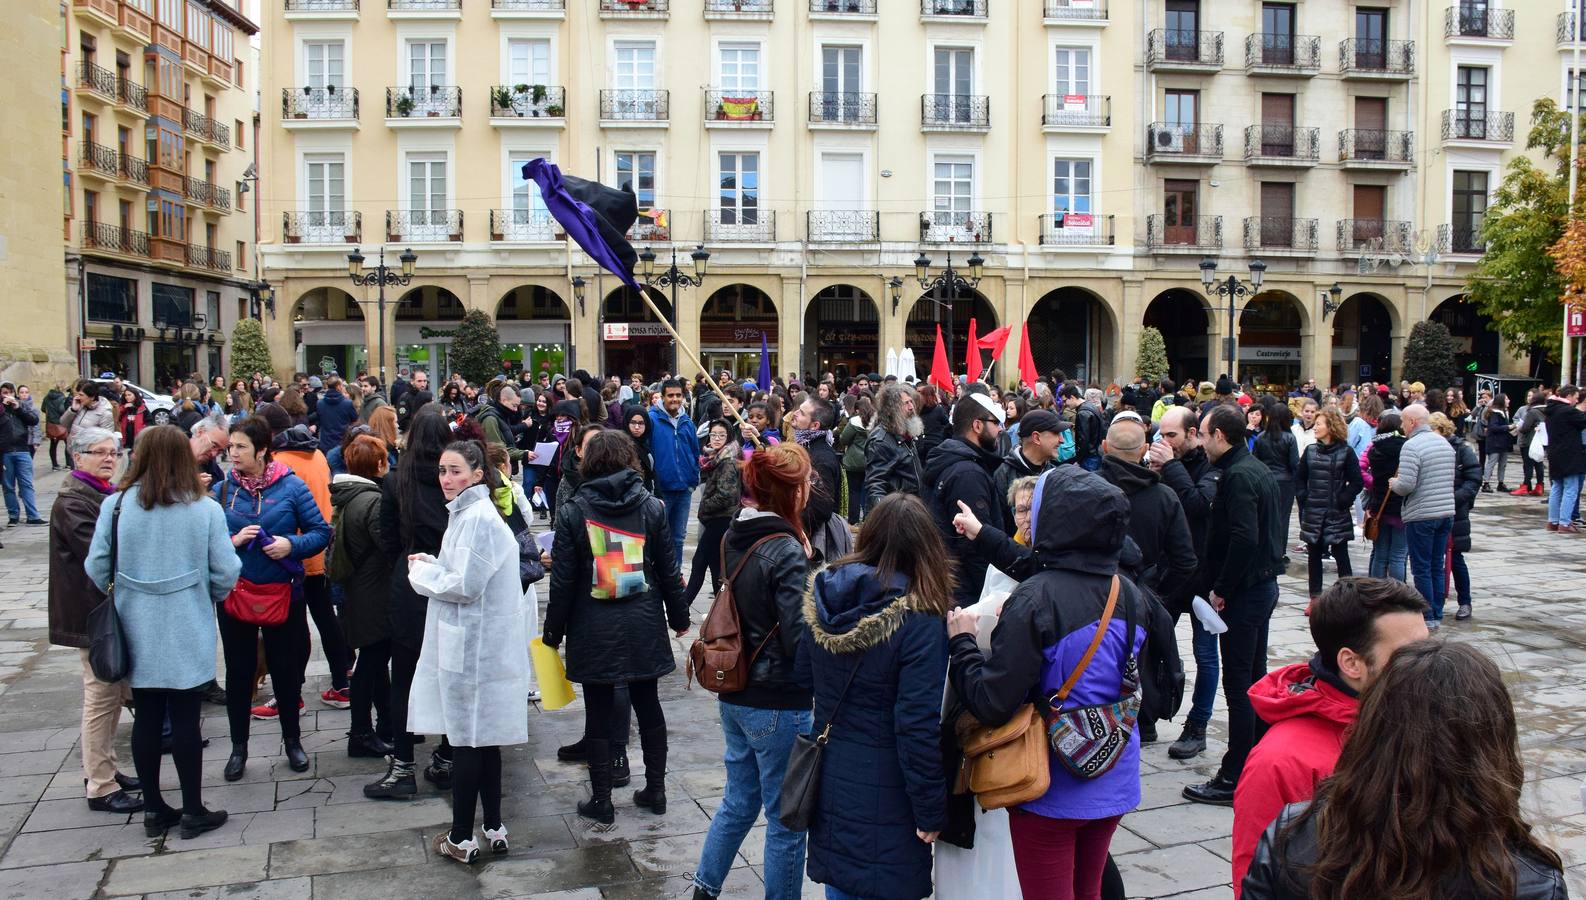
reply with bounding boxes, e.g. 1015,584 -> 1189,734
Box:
602,285 -> 673,378
804,285 -> 880,381
700,284 -> 778,382
1028,288 -> 1115,386
1331,293 -> 1394,387
1239,292 -> 1304,394
1430,294 -> 1500,395
1143,289 -> 1209,384
496,286 -> 572,380
291,287 -> 365,378
906,289 -> 998,384
393,286 -> 465,381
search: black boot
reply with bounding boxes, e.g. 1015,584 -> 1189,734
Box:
347,731 -> 393,759
223,742 -> 247,782
556,736 -> 589,762
577,738 -> 615,825
284,738 -> 310,773
611,744 -> 631,788
1167,722 -> 1207,760
632,726 -> 667,815
423,748 -> 453,789
364,757 -> 417,800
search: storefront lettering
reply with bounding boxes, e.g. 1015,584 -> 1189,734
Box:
1238,346 -> 1301,362
816,328 -> 878,347
419,326 -> 459,339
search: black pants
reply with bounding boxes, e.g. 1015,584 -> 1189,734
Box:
845,469 -> 865,524
1275,481 -> 1296,547
48,437 -> 64,469
1217,580 -> 1278,784
1305,541 -> 1353,597
349,638 -> 391,738
219,600 -> 307,744
303,575 -> 350,691
390,642 -> 421,763
682,516 -> 731,607
584,679 -> 663,741
1522,450 -> 1545,489
131,688 -> 204,815
449,745 -> 502,843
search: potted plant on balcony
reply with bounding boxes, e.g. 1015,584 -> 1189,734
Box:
715,102 -> 728,120
546,102 -> 564,117
491,86 -> 515,116
395,91 -> 416,117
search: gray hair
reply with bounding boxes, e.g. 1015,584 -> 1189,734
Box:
499,384 -> 518,402
190,412 -> 230,439
70,426 -> 119,456
1084,388 -> 1103,404
1007,474 -> 1040,509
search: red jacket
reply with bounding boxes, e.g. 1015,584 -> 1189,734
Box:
1231,660 -> 1358,898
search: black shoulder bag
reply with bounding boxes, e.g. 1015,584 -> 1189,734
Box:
87,495 -> 131,683
778,660 -> 861,832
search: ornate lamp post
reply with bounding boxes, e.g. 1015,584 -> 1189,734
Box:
638,244 -> 709,375
914,249 -> 984,370
1321,282 -> 1343,320
347,246 -> 416,382
1199,256 -> 1267,381
247,281 -> 274,321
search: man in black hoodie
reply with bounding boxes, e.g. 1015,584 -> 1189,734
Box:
924,393 -> 1006,607
992,408 -> 1066,532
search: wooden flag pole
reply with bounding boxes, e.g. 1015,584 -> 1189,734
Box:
628,286 -> 765,452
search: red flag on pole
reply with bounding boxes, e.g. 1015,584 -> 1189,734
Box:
1018,322 -> 1039,386
976,325 -> 1013,361
965,318 -> 983,383
929,324 -> 953,394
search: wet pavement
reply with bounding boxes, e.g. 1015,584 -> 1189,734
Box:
0,466 -> 1582,899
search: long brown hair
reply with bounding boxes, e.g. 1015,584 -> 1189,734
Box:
367,405 -> 399,448
1290,640 -> 1561,900
741,443 -> 811,543
832,493 -> 956,615
120,425 -> 205,509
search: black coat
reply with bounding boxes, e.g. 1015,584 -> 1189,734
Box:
1296,441 -> 1363,547
379,459 -> 451,649
1483,409 -> 1514,455
1366,434 -> 1407,519
916,404 -> 950,466
1252,430 -> 1299,485
1452,437 -> 1482,553
328,476 -> 392,649
863,428 -> 922,507
922,437 -> 1005,607
543,469 -> 688,684
1205,445 -> 1285,600
799,434 -> 843,538
1543,399 -> 1586,478
992,448 -> 1052,533
1073,402 -> 1105,465
1097,456 -> 1197,600
1156,446 -> 1221,608
718,511 -> 811,710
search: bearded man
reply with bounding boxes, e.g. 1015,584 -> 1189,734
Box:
863,382 -> 925,508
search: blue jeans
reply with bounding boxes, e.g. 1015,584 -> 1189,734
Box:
1404,517 -> 1453,622
660,488 -> 694,563
1548,474 -> 1583,525
1187,614 -> 1219,728
0,450 -> 39,521
1367,523 -> 1408,581
694,702 -> 812,900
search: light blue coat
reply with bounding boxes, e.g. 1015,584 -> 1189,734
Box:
85,487 -> 241,689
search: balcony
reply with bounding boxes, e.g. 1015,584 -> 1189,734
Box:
1339,129 -> 1413,170
1438,223 -> 1484,256
1441,110 -> 1513,146
386,86 -> 462,125
1339,39 -> 1414,79
1445,7 -> 1513,41
490,209 -> 562,242
1146,215 -> 1221,253
921,0 -> 985,20
1561,13 -> 1585,47
600,90 -> 669,126
184,177 -> 230,212
1244,33 -> 1320,76
77,60 -> 117,102
489,85 -> 566,125
1243,217 -> 1318,255
206,56 -> 233,87
116,1 -> 152,39
808,0 -> 875,16
705,210 -> 776,243
283,211 -> 362,244
1244,125 -> 1319,166
1041,94 -> 1110,130
920,211 -> 991,244
186,244 -> 232,272
284,0 -> 360,18
183,108 -> 230,149
491,0 -> 564,16
82,221 -> 150,258
807,210 -> 879,243
599,0 -> 666,17
809,92 -> 877,129
387,0 -> 460,16
78,140 -> 120,180
72,0 -> 118,28
1043,0 -> 1105,25
1145,123 -> 1223,164
283,87 -> 359,127
1337,219 -> 1412,255
1146,29 -> 1224,72
629,209 -> 670,242
704,0 -> 772,20
1038,212 -> 1114,246
118,78 -> 148,113
921,94 -> 989,132
387,209 -> 463,243
705,90 -> 774,128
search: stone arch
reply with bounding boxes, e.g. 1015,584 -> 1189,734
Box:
1331,291 -> 1396,385
602,285 -> 674,377
1238,290 -> 1306,392
1430,293 -> 1500,391
290,286 -> 363,321
803,284 -> 881,381
1143,288 -> 1210,383
496,286 -> 573,380
290,287 -> 365,378
699,284 -> 779,381
495,285 -> 572,321
394,285 -> 465,321
906,287 -> 997,382
1028,286 -> 1116,386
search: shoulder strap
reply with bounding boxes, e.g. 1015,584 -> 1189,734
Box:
817,659 -> 863,744
108,493 -> 126,592
724,532 -> 791,587
1053,575 -> 1120,705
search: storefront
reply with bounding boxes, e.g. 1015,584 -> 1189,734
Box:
700,323 -> 777,382
498,321 -> 570,379
812,326 -> 877,380
1239,346 -> 1301,396
1238,295 -> 1303,395
804,285 -> 881,379
602,322 -> 673,379
295,320 -> 368,379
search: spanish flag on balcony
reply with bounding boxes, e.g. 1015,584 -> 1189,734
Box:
640,208 -> 668,229
721,96 -> 760,119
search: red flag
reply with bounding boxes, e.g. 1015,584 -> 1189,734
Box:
929,324 -> 953,394
977,325 -> 1013,361
1018,322 -> 1039,386
965,318 -> 983,383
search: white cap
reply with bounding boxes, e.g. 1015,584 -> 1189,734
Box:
951,392 -> 1006,426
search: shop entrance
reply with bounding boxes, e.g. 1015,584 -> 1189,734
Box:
1028,287 -> 1114,386
1332,292 -> 1395,386
1430,294 -> 1501,396
496,286 -> 572,378
292,288 -> 366,379
906,289 -> 997,384
700,284 -> 778,382
1239,292 -> 1304,395
394,286 -> 465,380
602,286 -> 674,378
1143,289 -> 1211,385
803,285 -> 880,380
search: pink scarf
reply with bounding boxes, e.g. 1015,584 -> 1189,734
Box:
232,460 -> 288,496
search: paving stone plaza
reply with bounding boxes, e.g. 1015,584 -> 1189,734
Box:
0,467 -> 1583,899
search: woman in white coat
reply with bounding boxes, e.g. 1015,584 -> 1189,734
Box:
406,439 -> 531,865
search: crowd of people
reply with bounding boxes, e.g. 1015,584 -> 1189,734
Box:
32,359 -> 1580,898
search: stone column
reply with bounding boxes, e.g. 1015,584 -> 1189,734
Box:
779,276 -> 803,382
880,274 -> 908,373
1117,279 -> 1144,384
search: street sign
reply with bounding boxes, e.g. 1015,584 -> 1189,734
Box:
603,323 -> 629,341
1568,307 -> 1586,338
78,338 -> 97,352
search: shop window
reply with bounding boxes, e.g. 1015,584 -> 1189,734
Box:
88,274 -> 139,324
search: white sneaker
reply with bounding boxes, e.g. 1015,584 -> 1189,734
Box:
431,832 -> 479,864
483,824 -> 509,854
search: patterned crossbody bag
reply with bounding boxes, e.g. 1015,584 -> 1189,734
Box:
1042,575 -> 1142,780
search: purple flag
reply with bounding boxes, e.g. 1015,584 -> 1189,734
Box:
757,332 -> 770,391
523,158 -> 643,291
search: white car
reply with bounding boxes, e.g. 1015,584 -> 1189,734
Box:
93,379 -> 176,426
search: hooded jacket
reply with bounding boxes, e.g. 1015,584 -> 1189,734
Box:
1072,401 -> 1105,465
1296,440 -> 1363,548
916,403 -> 950,467
718,509 -> 812,710
1205,444 -> 1285,601
315,389 -> 359,453
837,415 -> 870,472
923,436 -> 1005,606
273,425 -> 334,576
1544,397 -> 1586,478
63,397 -> 114,443
1231,659 -> 1359,897
1252,429 -> 1299,485
1098,455 -> 1197,600
1451,436 -> 1482,553
992,447 -> 1054,533
543,468 -> 688,684
864,426 -> 922,507
647,404 -> 702,493
475,402 -> 524,461
328,474 -> 392,649
805,563 -> 948,900
359,391 -> 390,422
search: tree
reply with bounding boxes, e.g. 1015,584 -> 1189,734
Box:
1402,321 -> 1461,391
1467,98 -> 1575,361
228,318 -> 273,382
450,309 -> 502,385
1136,326 -> 1169,382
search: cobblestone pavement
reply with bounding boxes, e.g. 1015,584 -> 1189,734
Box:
0,466 -> 1583,899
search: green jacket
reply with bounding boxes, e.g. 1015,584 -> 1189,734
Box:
476,404 -> 524,460
42,389 -> 68,425
836,416 -> 870,471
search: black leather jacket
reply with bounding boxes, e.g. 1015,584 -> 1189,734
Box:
863,427 -> 922,507
719,510 -> 812,710
1244,802 -> 1567,900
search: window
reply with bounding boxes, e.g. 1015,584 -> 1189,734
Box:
206,290 -> 220,327
153,283 -> 195,328
87,274 -> 138,323
406,41 -> 447,114
84,190 -> 99,225
506,151 -> 553,239
203,158 -> 216,185
507,39 -> 550,87
1052,159 -> 1092,215
932,47 -> 973,122
1259,182 -> 1295,247
1162,89 -> 1200,148
235,243 -> 245,271
820,46 -> 863,121
718,152 -> 759,225
1261,3 -> 1295,65
1456,66 -> 1489,138
305,41 -> 344,89
304,154 -> 346,241
234,57 -> 243,87
204,222 -> 217,248
614,151 -> 656,208
613,42 -> 656,90
118,199 -> 131,231
1165,0 -> 1200,60
1355,8 -> 1387,67
1570,69 -> 1586,113
1452,170 -> 1488,252
1163,179 -> 1199,244
1053,48 -> 1091,96
718,43 -> 761,92
930,155 -> 974,235
186,3 -> 208,50
407,154 -> 449,239
82,112 -> 96,143
237,298 -> 247,323
236,181 -> 245,210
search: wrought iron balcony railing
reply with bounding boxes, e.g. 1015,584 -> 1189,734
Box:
921,0 -> 985,17
120,154 -> 149,185
491,209 -> 561,241
387,85 -> 461,118
285,0 -> 359,8
388,0 -> 459,9
1043,0 -> 1104,21
185,244 -> 232,271
492,0 -> 564,9
921,94 -> 989,130
920,211 -> 992,243
1146,214 -> 1222,251
79,140 -> 120,178
182,108 -> 230,147
1145,123 -> 1223,160
387,209 -> 464,242
808,0 -> 874,11
807,210 -> 879,242
706,90 -> 774,123
628,209 -> 670,242
283,86 -> 359,119
1561,12 -> 1586,45
184,176 -> 217,205
489,84 -> 565,117
1340,38 -> 1414,76
1441,109 -> 1513,143
706,209 -> 775,242
809,92 -> 876,126
1445,6 -> 1513,39
1243,216 -> 1318,252
82,221 -> 150,257
599,89 -> 668,121
1337,219 -> 1412,254
599,0 -> 667,14
1039,213 -> 1114,246
1244,125 -> 1320,163
117,76 -> 147,110
704,0 -> 771,15
1339,129 -> 1413,163
1438,223 -> 1485,255
78,60 -> 117,100
1244,33 -> 1320,71
283,210 -> 362,244
1042,94 -> 1110,127
1146,29 -> 1224,68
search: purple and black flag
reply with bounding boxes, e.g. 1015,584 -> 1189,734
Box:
523,158 -> 642,290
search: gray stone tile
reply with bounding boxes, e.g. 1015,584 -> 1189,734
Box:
0,821 -> 154,868
267,829 -> 427,878
1124,800 -> 1234,849
0,747 -> 69,778
312,860 -> 484,900
0,860 -> 109,900
313,795 -> 452,837
144,875 -> 313,900
20,796 -> 130,832
0,775 -> 51,807
102,844 -> 269,895
1115,842 -> 1232,897
473,843 -> 638,895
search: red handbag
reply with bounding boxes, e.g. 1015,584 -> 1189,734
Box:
223,577 -> 291,626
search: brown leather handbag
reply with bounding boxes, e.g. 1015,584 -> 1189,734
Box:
953,706 -> 1050,811
1362,488 -> 1393,542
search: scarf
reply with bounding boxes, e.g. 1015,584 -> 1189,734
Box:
69,469 -> 116,495
794,428 -> 833,447
233,460 -> 288,496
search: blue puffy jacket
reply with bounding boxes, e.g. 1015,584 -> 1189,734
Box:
646,406 -> 701,492
315,390 -> 359,453
213,465 -> 332,585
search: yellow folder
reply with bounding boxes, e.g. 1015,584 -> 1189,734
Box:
530,637 -> 576,710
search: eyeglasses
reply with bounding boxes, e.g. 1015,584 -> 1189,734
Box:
78,448 -> 117,458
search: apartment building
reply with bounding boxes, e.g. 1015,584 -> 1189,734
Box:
64,0 -> 259,395
257,0 -> 1556,390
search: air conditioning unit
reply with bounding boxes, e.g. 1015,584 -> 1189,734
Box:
1153,127 -> 1185,153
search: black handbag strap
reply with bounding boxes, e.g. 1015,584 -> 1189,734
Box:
108,493 -> 125,593
816,659 -> 862,745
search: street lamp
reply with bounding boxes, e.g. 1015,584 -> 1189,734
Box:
571,275 -> 586,317
1200,257 -> 1266,381
347,246 -> 416,382
247,281 -> 274,320
638,244 -> 709,374
1322,282 -> 1343,321
888,275 -> 904,315
914,250 -> 984,373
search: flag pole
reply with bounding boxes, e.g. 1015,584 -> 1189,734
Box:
1568,0 -> 1582,383
631,285 -> 764,451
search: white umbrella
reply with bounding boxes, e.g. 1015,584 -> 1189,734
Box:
899,348 -> 918,382
885,347 -> 899,379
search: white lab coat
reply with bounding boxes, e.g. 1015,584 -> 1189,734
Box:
406,483 -> 532,748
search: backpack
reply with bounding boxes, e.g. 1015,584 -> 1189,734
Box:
687,533 -> 794,694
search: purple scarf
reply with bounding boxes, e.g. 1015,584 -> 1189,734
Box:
69,470 -> 116,495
